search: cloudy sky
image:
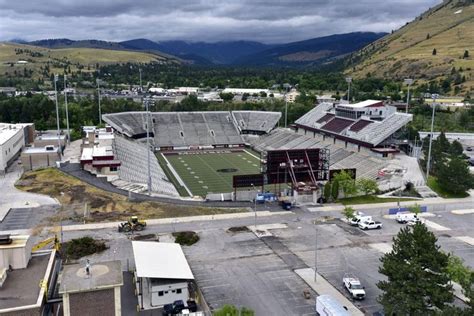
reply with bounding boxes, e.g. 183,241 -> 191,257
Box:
0,0 -> 441,43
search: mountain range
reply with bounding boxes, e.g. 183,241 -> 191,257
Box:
25,32 -> 386,67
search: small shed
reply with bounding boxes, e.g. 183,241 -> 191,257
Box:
132,242 -> 194,310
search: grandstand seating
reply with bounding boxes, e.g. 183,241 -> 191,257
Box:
350,113 -> 412,145
349,119 -> 372,132
295,102 -> 334,127
103,112 -> 148,138
248,128 -> 387,180
232,111 -> 281,133
113,135 -> 179,196
320,117 -> 354,133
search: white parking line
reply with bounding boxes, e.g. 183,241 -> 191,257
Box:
455,236 -> 474,246
451,209 -> 474,215
423,219 -> 451,231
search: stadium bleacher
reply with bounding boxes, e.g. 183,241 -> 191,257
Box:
232,111 -> 281,133
247,129 -> 387,180
112,135 -> 179,196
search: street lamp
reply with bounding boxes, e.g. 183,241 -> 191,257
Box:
250,183 -> 257,231
404,78 -> 414,114
345,77 -> 352,103
426,93 -> 438,179
64,75 -> 70,145
53,74 -> 62,159
96,78 -> 102,125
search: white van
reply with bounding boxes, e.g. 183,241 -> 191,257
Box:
316,295 -> 350,316
396,212 -> 419,224
349,213 -> 373,226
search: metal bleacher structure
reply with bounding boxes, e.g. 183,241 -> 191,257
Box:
112,135 -> 179,196
295,102 -> 412,147
232,111 -> 282,134
248,129 -> 387,180
103,110 -> 282,148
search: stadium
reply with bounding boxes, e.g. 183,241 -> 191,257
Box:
101,100 -> 412,201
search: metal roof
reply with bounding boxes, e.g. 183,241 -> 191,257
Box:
132,241 -> 194,280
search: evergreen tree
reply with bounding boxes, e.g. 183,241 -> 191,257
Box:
438,157 -> 474,194
433,48 -> 437,55
378,224 -> 453,314
463,50 -> 469,59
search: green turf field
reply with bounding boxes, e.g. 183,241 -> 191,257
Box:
162,150 -> 261,197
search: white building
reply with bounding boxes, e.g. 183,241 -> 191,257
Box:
0,124 -> 26,174
222,88 -> 270,95
286,89 -> 300,103
132,242 -> 195,310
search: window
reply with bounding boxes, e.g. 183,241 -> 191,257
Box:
172,290 -> 176,293
176,289 -> 182,294
379,110 -> 382,115
110,166 -> 118,172
179,131 -> 184,138
158,291 -> 164,296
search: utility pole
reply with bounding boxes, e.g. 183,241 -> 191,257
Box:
314,220 -> 318,282
144,97 -> 153,195
97,78 -> 102,125
54,74 -> 62,158
426,94 -> 438,179
404,78 -> 414,114
64,75 -> 70,144
345,77 -> 352,103
251,183 -> 257,232
284,86 -> 289,128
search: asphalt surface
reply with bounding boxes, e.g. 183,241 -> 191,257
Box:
58,203 -> 473,316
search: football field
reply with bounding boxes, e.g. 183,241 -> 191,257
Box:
162,150 -> 261,197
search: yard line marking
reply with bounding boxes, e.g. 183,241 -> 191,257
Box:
451,209 -> 474,215
423,219 -> 451,231
455,236 -> 474,246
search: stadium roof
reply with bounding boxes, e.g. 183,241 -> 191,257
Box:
132,242 -> 194,280
339,100 -> 384,108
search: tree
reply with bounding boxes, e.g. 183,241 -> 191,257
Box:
342,206 -> 355,220
219,92 -> 234,102
464,50 -> 469,59
357,178 -> 378,195
324,181 -> 332,202
332,170 -> 357,198
449,140 -> 464,157
377,224 -> 453,314
433,48 -> 437,55
213,304 -> 254,316
331,180 -> 339,201
408,203 -> 422,216
437,157 -> 474,195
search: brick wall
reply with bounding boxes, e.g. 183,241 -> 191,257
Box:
69,289 -> 115,316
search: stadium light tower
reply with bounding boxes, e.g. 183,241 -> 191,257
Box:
345,77 -> 352,103
64,75 -> 70,145
54,74 -> 62,158
97,78 -> 102,125
139,68 -> 143,93
426,93 -> 439,179
284,85 -> 289,128
144,96 -> 154,195
404,78 -> 414,114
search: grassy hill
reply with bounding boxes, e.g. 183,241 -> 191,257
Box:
0,42 -> 177,87
348,0 -> 474,94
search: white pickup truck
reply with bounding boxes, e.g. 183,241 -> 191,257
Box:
358,220 -> 383,230
343,273 -> 366,300
349,214 -> 372,226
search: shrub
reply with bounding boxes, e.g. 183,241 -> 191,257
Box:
173,231 -> 199,246
63,237 -> 108,261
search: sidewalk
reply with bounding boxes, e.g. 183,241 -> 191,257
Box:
309,196 -> 474,212
295,268 -> 364,316
62,210 -> 290,232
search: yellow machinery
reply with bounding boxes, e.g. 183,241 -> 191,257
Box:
118,216 -> 146,232
32,235 -> 61,252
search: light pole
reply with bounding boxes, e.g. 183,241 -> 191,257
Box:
345,77 -> 352,103
284,86 -> 289,128
314,219 -> 318,282
64,75 -> 70,145
404,78 -> 414,114
426,94 -> 438,179
54,74 -> 62,158
251,183 -> 257,231
139,68 -> 143,93
144,97 -> 153,195
97,78 -> 102,125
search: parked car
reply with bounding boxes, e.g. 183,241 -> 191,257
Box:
466,146 -> 473,152
316,295 -> 350,316
343,273 -> 366,300
349,214 -> 372,226
358,220 -> 383,230
162,300 -> 186,316
469,157 -> 474,166
396,212 -> 419,224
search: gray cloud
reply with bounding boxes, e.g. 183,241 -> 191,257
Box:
0,0 -> 441,43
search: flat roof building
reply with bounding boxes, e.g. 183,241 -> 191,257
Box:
59,260 -> 123,316
132,242 -> 195,310
0,123 -> 34,174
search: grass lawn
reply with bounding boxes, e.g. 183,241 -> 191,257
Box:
339,195 -> 417,205
15,168 -> 246,222
427,176 -> 469,199
163,150 -> 261,197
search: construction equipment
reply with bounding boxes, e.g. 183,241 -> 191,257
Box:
32,235 -> 61,252
118,216 -> 146,232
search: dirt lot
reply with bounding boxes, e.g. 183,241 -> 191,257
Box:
15,168 -> 246,223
